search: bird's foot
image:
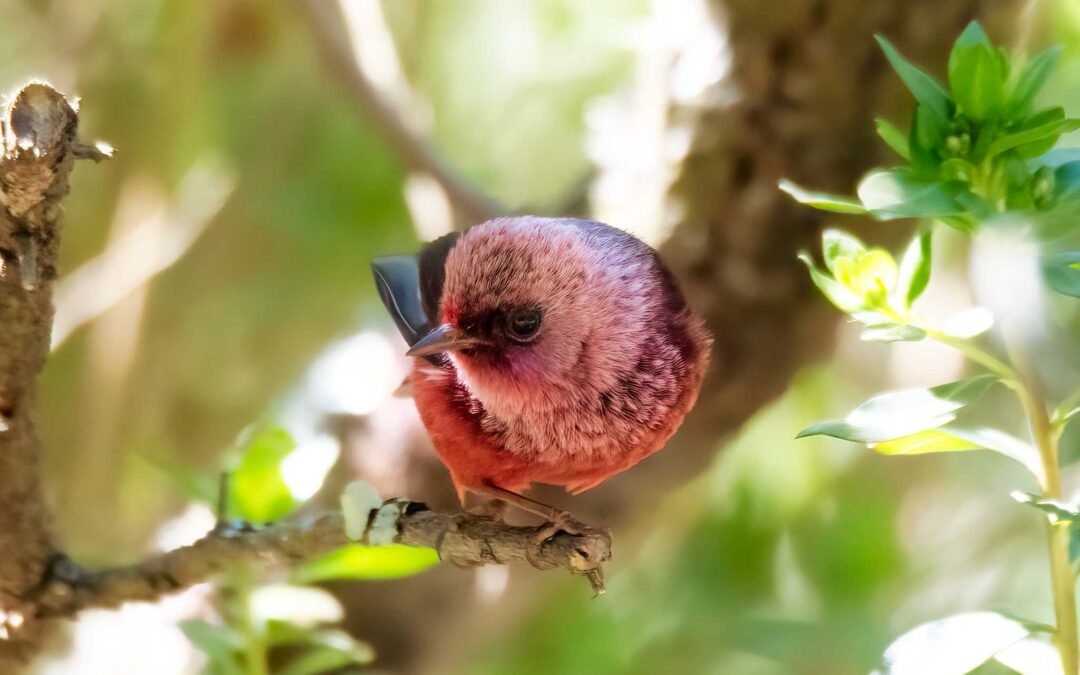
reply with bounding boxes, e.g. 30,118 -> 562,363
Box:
534,509 -> 590,543
526,509 -> 612,595
435,512 -> 480,566
464,485 -> 612,593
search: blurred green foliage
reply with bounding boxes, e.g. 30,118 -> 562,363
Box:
467,371 -> 907,675
188,428 -> 439,673
787,22 -> 1080,673
293,544 -> 440,584
229,426 -> 299,524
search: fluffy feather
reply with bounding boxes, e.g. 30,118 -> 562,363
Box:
392,216 -> 711,499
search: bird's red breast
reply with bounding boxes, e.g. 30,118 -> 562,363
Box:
373,217 -> 710,502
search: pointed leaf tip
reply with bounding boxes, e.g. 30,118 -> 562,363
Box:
875,35 -> 952,120
797,375 -> 999,444
779,179 -> 867,214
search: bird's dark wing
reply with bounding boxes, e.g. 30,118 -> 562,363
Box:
418,231 -> 460,321
371,255 -> 429,346
371,231 -> 460,367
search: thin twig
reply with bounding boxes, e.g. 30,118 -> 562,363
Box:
27,503 -> 612,619
72,141 -> 114,162
216,472 -> 231,523
297,0 -> 504,225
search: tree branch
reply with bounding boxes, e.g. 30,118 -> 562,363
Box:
28,503 -> 612,619
297,0 -> 504,225
0,81 -> 81,668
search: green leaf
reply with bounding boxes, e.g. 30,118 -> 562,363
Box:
1052,162 -> 1080,209
1053,391 -> 1080,426
278,648 -> 360,675
894,229 -> 932,310
951,20 -> 992,51
1008,45 -> 1063,118
876,35 -> 952,120
875,118 -> 910,160
179,620 -> 245,675
877,612 -> 1032,675
821,229 -> 866,274
279,646 -> 373,675
1011,491 -> 1078,522
857,169 -> 963,219
797,252 -> 863,312
267,622 -> 374,660
796,375 -> 999,443
860,324 -> 926,343
1043,251 -> 1080,298
940,157 -> 975,182
1014,491 -> 1080,564
273,628 -> 374,675
876,427 -> 1042,482
872,429 -> 979,455
1018,107 -> 1069,159
1060,407 -> 1080,425
292,544 -> 441,584
231,426 -> 299,523
265,620 -> 319,646
987,110 -> 1080,158
948,23 -> 1006,121
778,180 -> 867,214
909,106 -> 945,171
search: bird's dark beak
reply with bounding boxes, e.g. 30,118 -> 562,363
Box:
406,324 -> 483,357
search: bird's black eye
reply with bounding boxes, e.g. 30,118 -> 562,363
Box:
506,308 -> 542,342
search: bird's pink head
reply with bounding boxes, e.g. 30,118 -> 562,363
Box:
421,217 -> 654,414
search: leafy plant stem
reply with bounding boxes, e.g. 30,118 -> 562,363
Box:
1053,386 -> 1080,428
230,566 -> 269,675
918,326 -> 1019,382
243,618 -> 269,675
1016,376 -> 1079,674
921,318 -> 1078,670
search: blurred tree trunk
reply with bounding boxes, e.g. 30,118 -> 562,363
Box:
582,0 -> 1018,513
343,1 -> 1018,672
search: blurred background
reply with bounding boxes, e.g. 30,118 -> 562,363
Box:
2,0 -> 1079,673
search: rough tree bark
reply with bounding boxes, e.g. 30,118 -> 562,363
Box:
0,82 -> 81,670
586,0 -> 1018,512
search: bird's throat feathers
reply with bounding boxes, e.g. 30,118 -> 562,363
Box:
427,217 -> 703,460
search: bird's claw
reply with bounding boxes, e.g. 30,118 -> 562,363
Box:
435,513 -> 471,566
536,510 -> 590,543
526,510 -> 600,569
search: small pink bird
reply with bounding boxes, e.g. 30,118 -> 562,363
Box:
373,217 -> 710,533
